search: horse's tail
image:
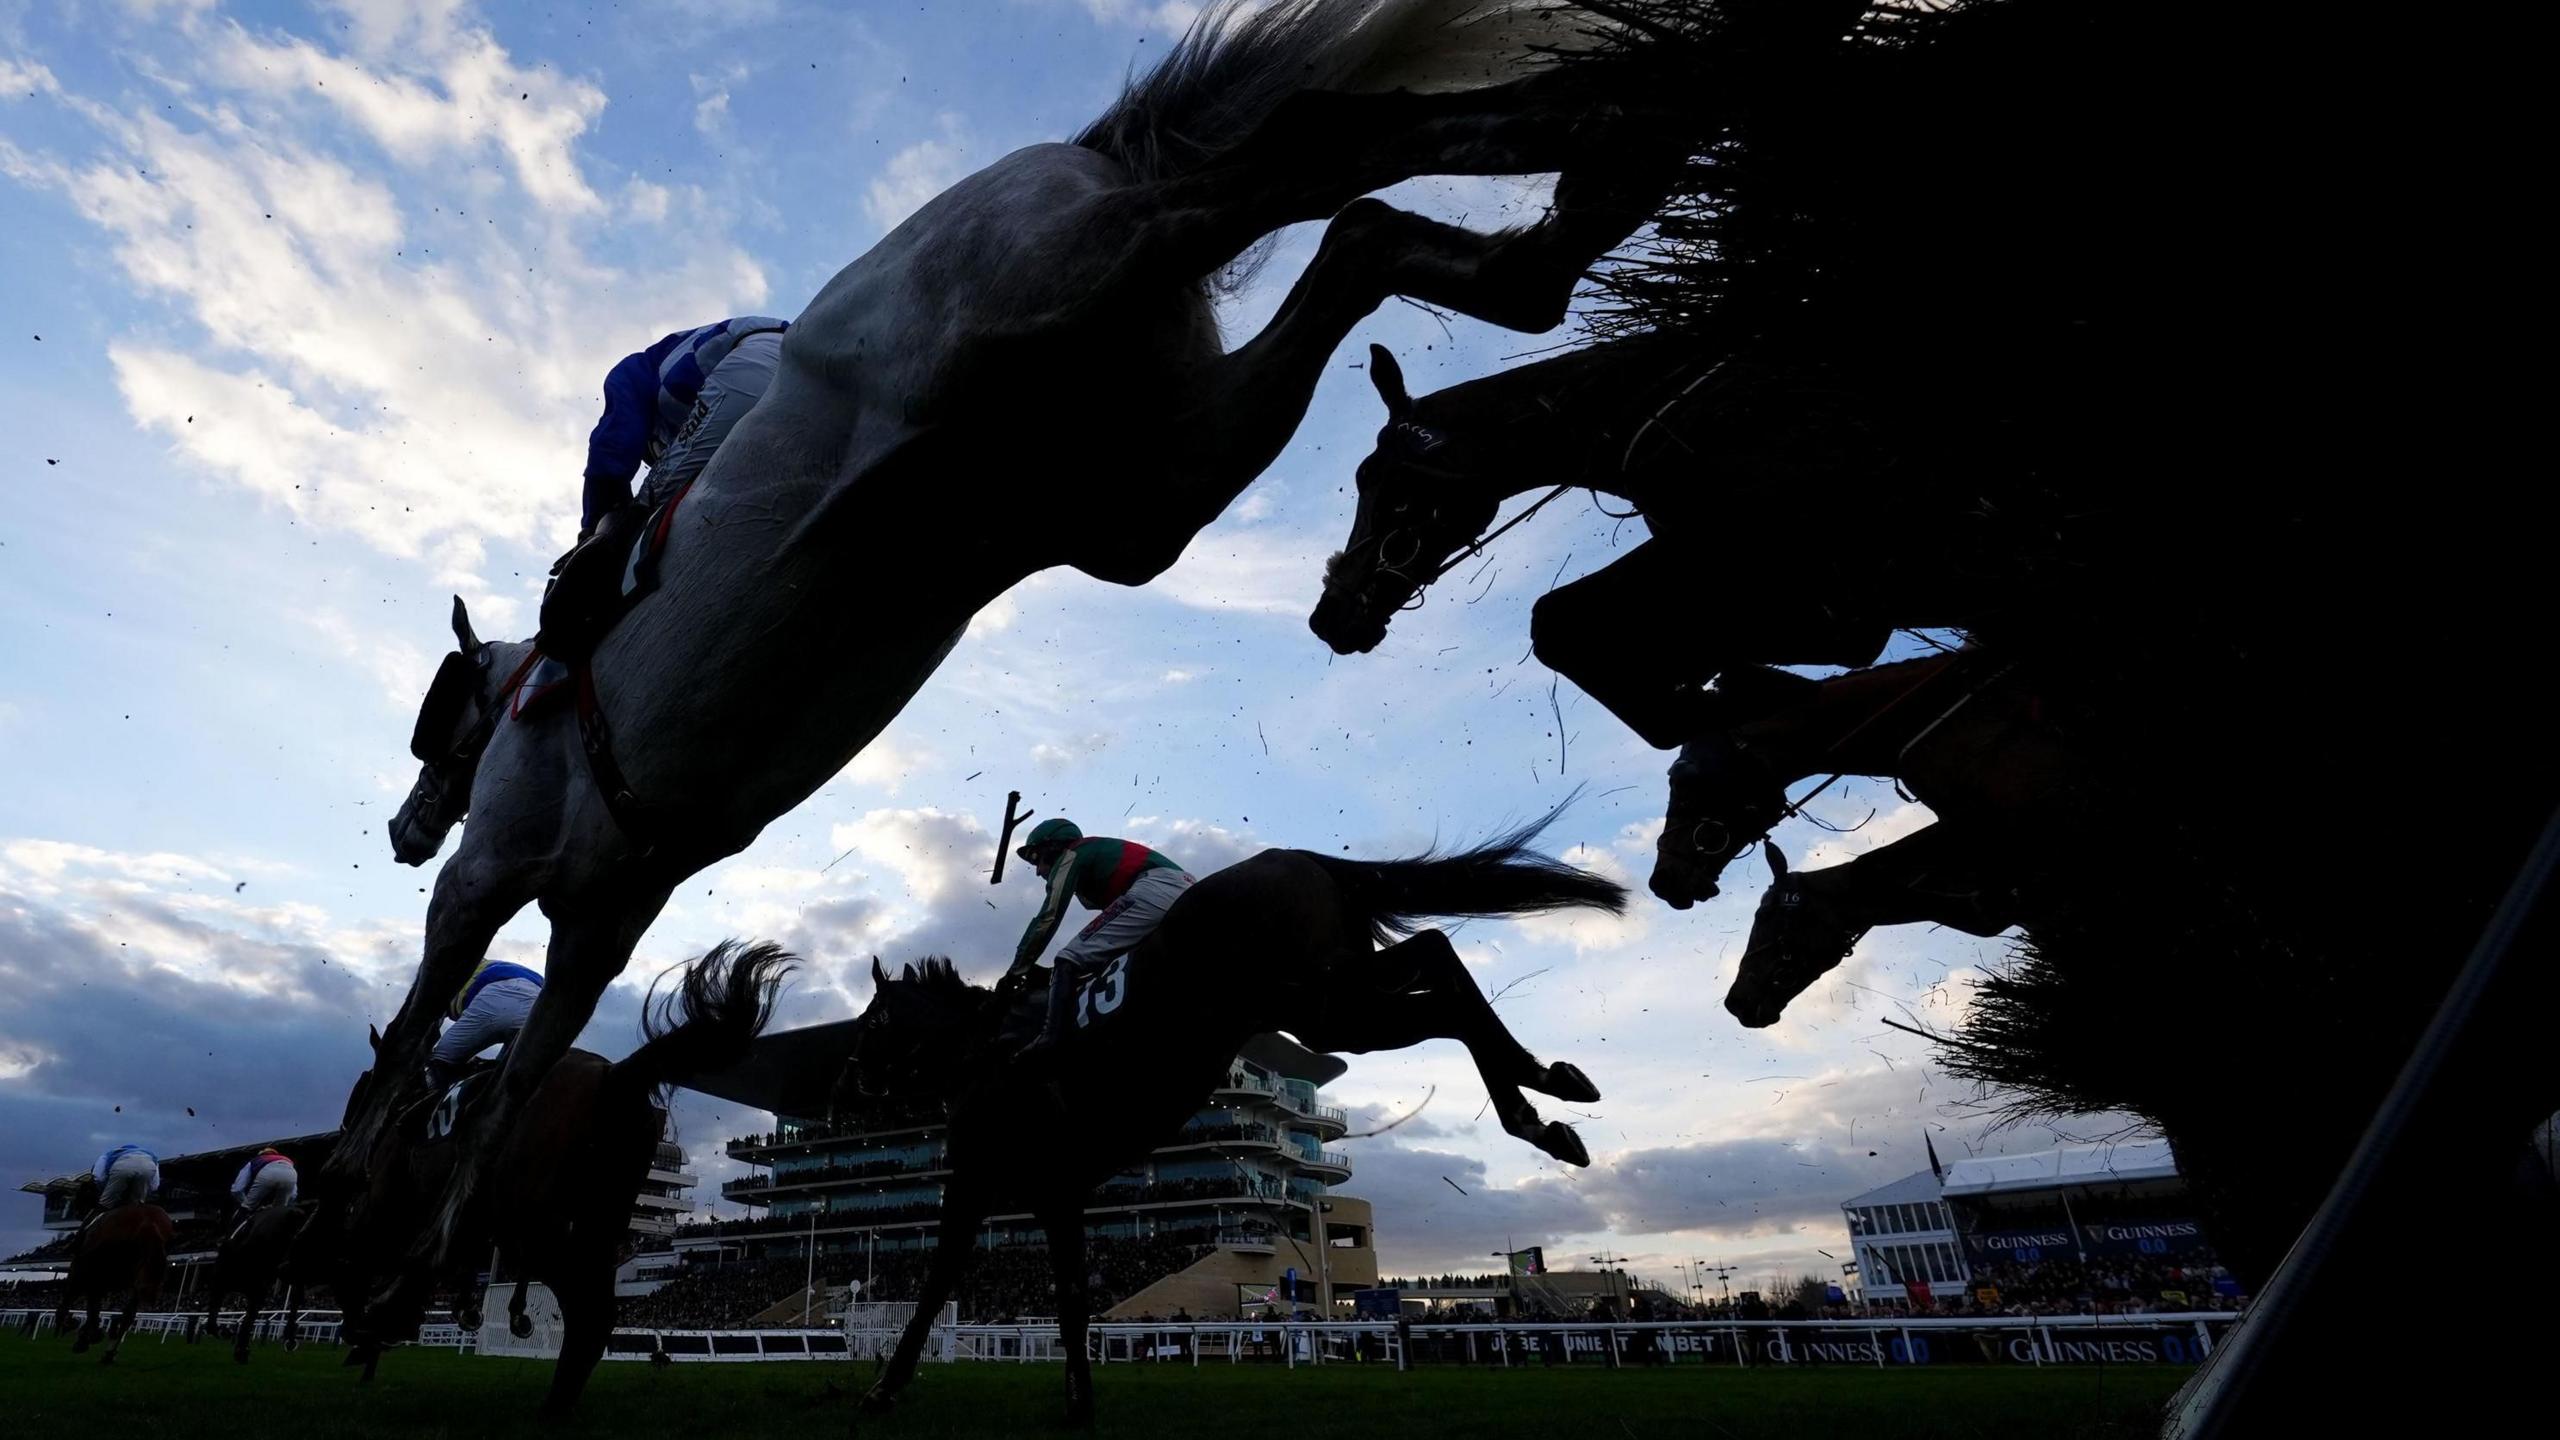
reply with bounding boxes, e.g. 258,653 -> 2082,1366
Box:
607,941 -> 796,1097
1308,797 -> 1627,944
1075,0 -> 1602,187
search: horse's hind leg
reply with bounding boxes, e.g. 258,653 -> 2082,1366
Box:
1300,931 -> 1595,1168
542,1260 -> 612,1418
71,1290 -> 98,1353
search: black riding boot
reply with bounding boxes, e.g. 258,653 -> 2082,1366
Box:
1016,964 -> 1083,1064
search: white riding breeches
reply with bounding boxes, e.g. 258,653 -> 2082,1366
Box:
432,978 -> 541,1068
241,1164 -> 298,1210
637,329 -> 782,507
99,1153 -> 157,1208
1054,868 -> 1195,975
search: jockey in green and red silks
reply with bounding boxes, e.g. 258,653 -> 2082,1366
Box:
1001,818 -> 1193,1058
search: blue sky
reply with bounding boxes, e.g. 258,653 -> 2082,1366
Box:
0,0 -> 2119,1288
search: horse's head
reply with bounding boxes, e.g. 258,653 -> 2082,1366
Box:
390,597 -> 517,865
1724,842 -> 1859,1028
833,957 -> 988,1113
1309,346 -> 1501,656
1650,735 -> 1787,909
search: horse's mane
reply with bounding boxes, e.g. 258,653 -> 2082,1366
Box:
904,956 -> 982,999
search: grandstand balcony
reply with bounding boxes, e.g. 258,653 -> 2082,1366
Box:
1294,1150 -> 1354,1182
726,1119 -> 939,1163
720,1163 -> 948,1205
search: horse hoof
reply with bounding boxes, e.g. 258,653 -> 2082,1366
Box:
285,1338 -> 300,1353
1541,1062 -> 1601,1105
510,1313 -> 533,1339
1539,1122 -> 1592,1168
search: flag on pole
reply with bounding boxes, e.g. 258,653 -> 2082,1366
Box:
1925,1130 -> 1945,1184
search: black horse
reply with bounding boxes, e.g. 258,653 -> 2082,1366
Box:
1311,0 -> 2180,752
198,1201 -> 325,1364
840,820 -> 1624,1424
329,941 -> 791,1414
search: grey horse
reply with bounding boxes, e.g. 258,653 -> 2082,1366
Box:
350,0 -> 1686,1263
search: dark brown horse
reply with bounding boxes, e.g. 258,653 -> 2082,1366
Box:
840,819 -> 1624,1424
198,1201 -> 322,1364
330,941 -> 790,1414
1636,650 -> 2092,1025
57,1200 -> 174,1364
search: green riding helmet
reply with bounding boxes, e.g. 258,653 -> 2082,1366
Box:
1018,817 -> 1082,866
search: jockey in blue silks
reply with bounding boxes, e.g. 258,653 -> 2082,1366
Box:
577,315 -> 791,539
92,1143 -> 160,1210
425,958 -> 545,1092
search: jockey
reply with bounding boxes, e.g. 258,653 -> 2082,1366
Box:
91,1144 -> 160,1211
424,958 -> 544,1092
1000,818 -> 1194,1058
230,1146 -> 299,1214
577,315 -> 791,541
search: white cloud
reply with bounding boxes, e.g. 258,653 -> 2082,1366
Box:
1030,732 -> 1114,774
205,20 -> 608,215
624,179 -> 672,223
0,56 -> 62,98
1512,842 -> 1649,954
5,21 -> 770,594
1074,0 -> 1204,33
862,113 -> 970,233
1146,524 -> 1330,615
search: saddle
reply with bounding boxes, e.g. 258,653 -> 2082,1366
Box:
535,481 -> 695,666
403,1061 -> 498,1145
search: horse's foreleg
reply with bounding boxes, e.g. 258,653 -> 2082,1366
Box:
279,1276 -> 304,1351
419,891 -> 664,1265
864,1197 -> 983,1414
103,1286 -> 139,1365
1042,1203 -> 1096,1427
341,861 -> 533,1175
235,1285 -> 262,1364
73,1289 -> 100,1353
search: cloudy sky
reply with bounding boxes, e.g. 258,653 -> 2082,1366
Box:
0,0 -> 2126,1291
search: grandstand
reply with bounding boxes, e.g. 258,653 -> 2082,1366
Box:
676,1024 -> 1378,1325
1840,1139 -> 2245,1315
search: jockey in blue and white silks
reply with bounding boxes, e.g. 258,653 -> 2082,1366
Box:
92,1144 -> 160,1210
425,959 -> 545,1091
579,315 -> 791,535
